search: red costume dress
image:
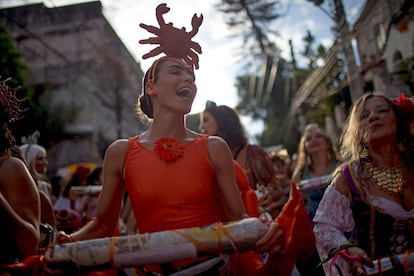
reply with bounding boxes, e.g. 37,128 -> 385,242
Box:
125,135 -> 226,233
124,134 -> 314,275
124,134 -> 230,273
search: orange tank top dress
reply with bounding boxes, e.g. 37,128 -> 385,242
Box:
124,134 -> 226,233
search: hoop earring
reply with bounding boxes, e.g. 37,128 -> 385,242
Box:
149,89 -> 156,96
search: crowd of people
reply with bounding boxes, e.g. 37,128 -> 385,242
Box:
1,3 -> 414,276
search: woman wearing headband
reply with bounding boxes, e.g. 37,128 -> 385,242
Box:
45,4 -> 315,275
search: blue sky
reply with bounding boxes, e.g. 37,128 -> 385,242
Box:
0,0 -> 366,138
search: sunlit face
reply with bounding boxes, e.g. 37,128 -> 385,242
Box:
304,128 -> 329,155
359,96 -> 397,142
199,110 -> 218,135
150,58 -> 197,115
35,153 -> 48,174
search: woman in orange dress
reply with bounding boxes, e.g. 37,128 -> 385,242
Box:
46,4 -> 314,275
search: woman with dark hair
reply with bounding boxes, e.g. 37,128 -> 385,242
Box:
0,79 -> 40,267
200,101 -> 281,217
314,93 -> 414,275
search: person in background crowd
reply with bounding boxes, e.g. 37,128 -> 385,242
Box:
54,165 -> 91,211
269,148 -> 291,217
20,131 -> 55,204
0,79 -> 40,270
200,101 -> 281,217
292,123 -> 340,220
53,166 -> 90,234
314,93 -> 414,275
291,123 -> 340,276
76,166 -> 103,224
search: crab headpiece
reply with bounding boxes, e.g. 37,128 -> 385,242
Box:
139,3 -> 203,70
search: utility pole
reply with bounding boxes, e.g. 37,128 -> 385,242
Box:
308,0 -> 364,101
332,0 -> 364,101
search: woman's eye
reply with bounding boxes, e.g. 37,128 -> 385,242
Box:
378,108 -> 389,114
361,111 -> 369,119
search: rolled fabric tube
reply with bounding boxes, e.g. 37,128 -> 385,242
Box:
44,217 -> 267,270
297,175 -> 332,192
364,252 -> 414,275
70,186 -> 102,196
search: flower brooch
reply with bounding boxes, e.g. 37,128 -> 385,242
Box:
154,137 -> 184,162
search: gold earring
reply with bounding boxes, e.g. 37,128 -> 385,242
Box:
361,147 -> 368,159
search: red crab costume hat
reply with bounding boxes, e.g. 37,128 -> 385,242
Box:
139,3 -> 203,70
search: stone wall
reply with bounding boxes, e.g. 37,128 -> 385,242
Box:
1,1 -> 146,174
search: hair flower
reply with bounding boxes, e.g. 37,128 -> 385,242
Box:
392,93 -> 414,110
154,137 -> 184,162
392,93 -> 414,136
391,93 -> 414,117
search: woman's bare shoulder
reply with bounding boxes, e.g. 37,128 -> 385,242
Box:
0,157 -> 33,184
0,156 -> 28,172
206,135 -> 228,149
105,139 -> 129,155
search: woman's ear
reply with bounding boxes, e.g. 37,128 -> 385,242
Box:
145,83 -> 153,94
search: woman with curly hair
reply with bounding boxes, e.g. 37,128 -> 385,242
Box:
314,93 -> 414,275
0,79 -> 40,267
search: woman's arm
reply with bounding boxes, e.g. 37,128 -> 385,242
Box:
314,173 -> 354,248
207,136 -> 247,221
0,157 -> 40,257
291,170 -> 302,185
67,140 -> 128,241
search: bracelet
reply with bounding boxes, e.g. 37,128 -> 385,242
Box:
318,242 -> 361,275
318,242 -> 357,266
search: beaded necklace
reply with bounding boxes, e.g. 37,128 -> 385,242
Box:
366,161 -> 406,195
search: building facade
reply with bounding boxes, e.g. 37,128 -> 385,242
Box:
290,0 -> 414,140
355,0 -> 414,98
1,1 -> 147,174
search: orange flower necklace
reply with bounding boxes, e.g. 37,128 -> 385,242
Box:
154,137 -> 184,162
